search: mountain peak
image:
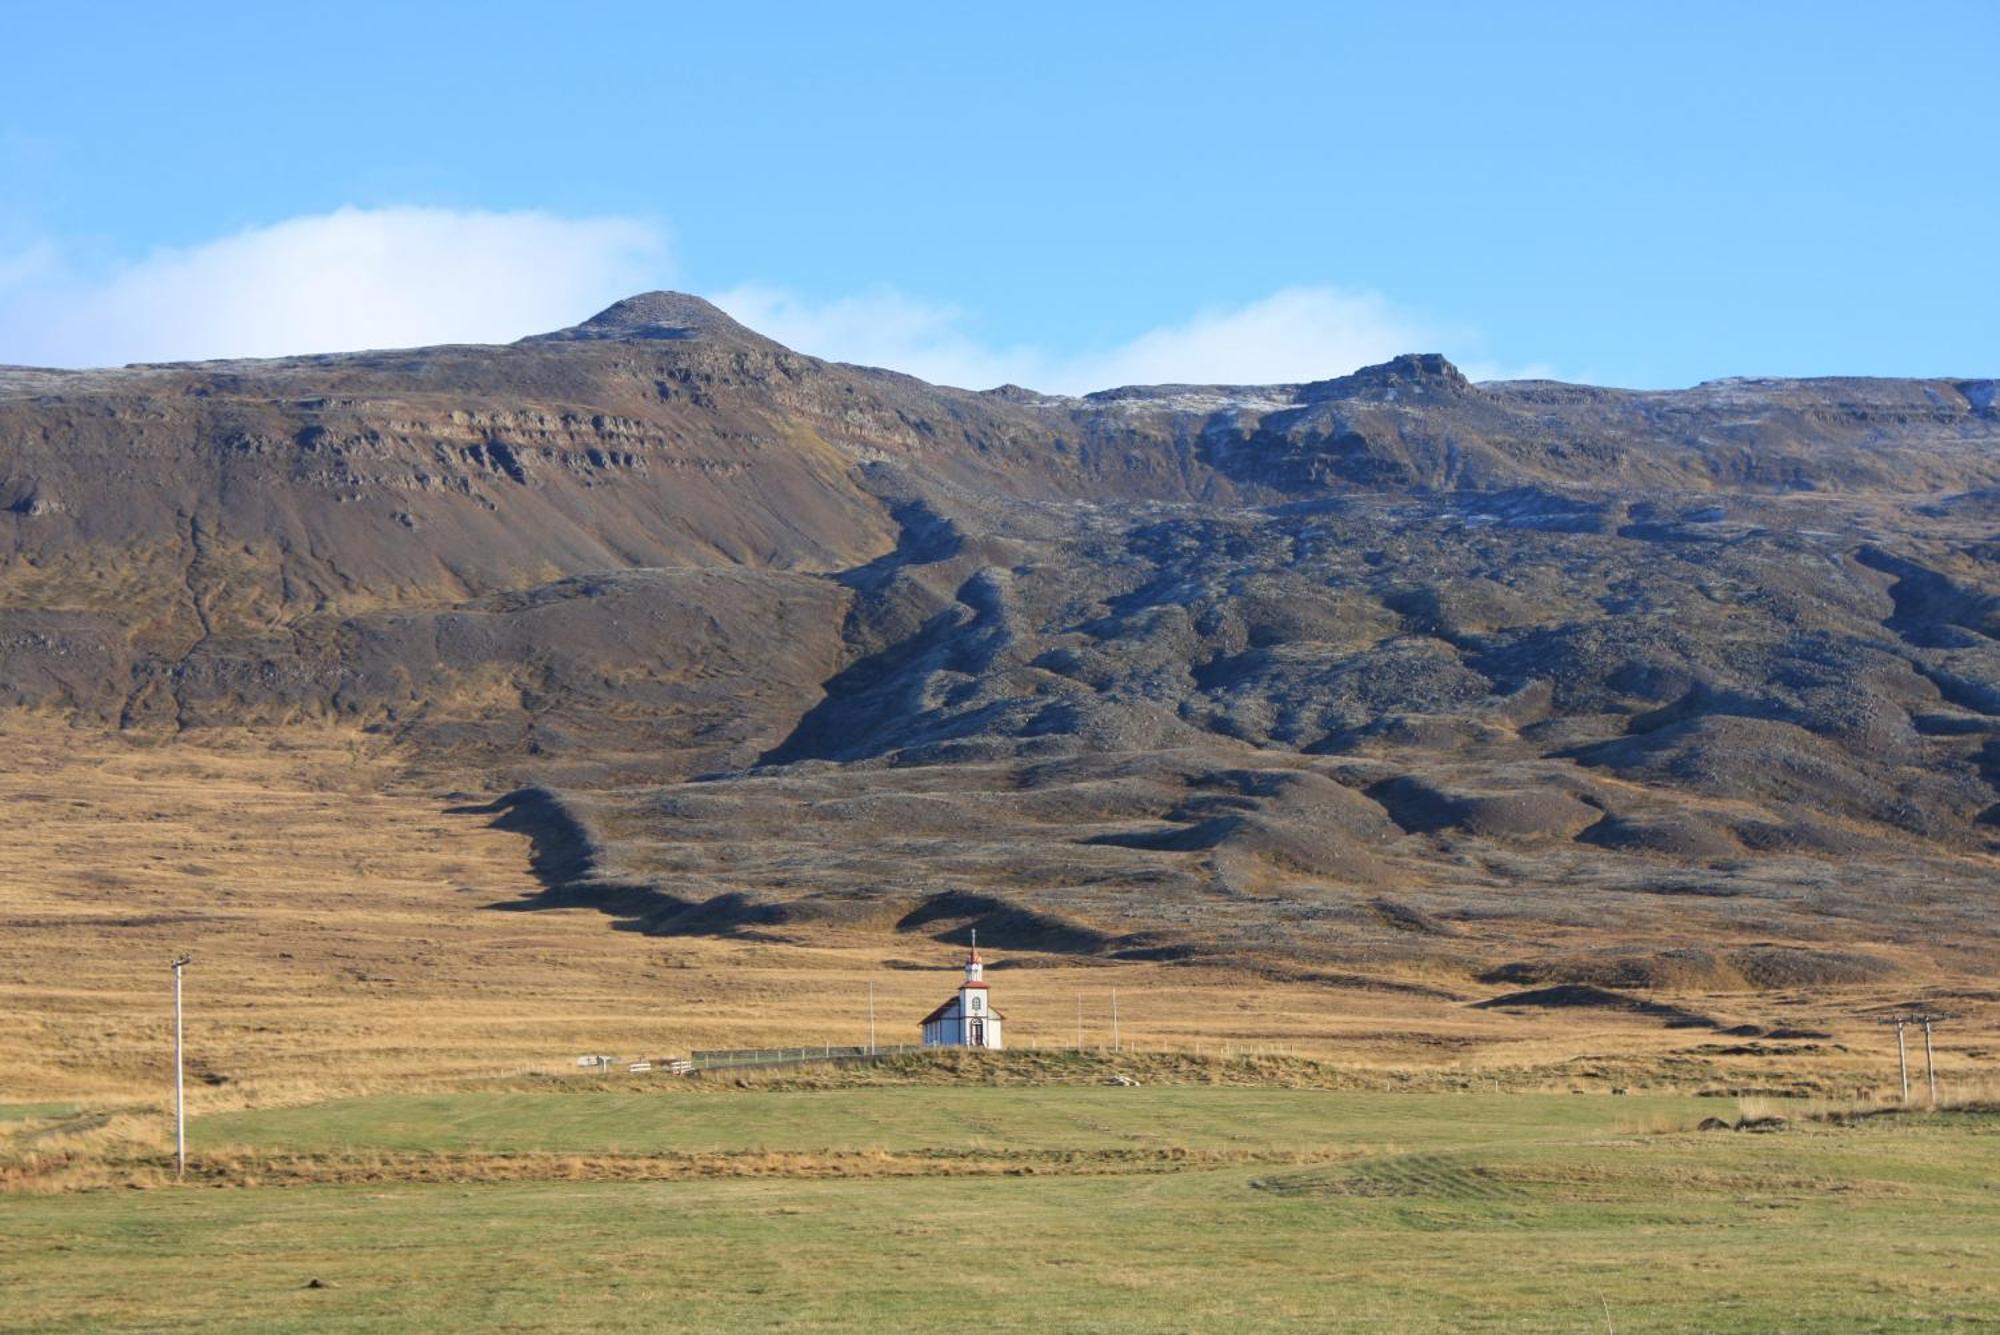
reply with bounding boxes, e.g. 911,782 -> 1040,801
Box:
522,291 -> 750,344
1297,353 -> 1472,404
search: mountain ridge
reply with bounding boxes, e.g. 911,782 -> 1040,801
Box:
7,289 -> 1995,398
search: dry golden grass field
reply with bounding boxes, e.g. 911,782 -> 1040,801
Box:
3,715 -> 1990,1131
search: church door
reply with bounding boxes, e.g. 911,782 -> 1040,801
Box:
969,1018 -> 985,1047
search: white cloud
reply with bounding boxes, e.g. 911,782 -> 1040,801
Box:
714,283 -> 1542,394
712,284 -> 1048,391
0,240 -> 61,293
0,206 -> 668,368
1458,359 -> 1559,384
1068,288 -> 1456,392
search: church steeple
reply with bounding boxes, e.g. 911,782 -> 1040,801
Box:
964,929 -> 984,984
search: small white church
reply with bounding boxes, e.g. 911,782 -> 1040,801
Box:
919,934 -> 1004,1049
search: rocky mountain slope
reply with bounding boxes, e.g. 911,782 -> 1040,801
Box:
4,292 -> 1996,987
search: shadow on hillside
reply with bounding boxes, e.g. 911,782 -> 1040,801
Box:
757,495 -> 967,767
451,787 -> 1181,957
450,787 -> 712,936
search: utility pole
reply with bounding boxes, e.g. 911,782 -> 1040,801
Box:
1075,996 -> 1083,1050
1111,988 -> 1120,1052
868,980 -> 876,1055
1880,1013 -> 1953,1106
170,955 -> 191,1178
1896,1019 -> 1910,1102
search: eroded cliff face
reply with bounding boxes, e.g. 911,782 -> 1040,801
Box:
3,293 -> 1997,982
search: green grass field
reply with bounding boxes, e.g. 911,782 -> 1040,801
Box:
4,1088 -> 1996,1332
191,1087 -> 1707,1156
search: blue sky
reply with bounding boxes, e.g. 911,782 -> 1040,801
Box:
2,1 -> 1994,389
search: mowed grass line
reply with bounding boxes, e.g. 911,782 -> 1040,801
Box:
193,1088 -> 1710,1157
5,1113 -> 1998,1332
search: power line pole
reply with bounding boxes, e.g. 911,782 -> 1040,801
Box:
1880,1013 -> 1953,1106
868,981 -> 876,1055
170,954 -> 191,1178
1111,988 -> 1120,1052
1075,995 -> 1082,1050
1896,1019 -> 1910,1102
